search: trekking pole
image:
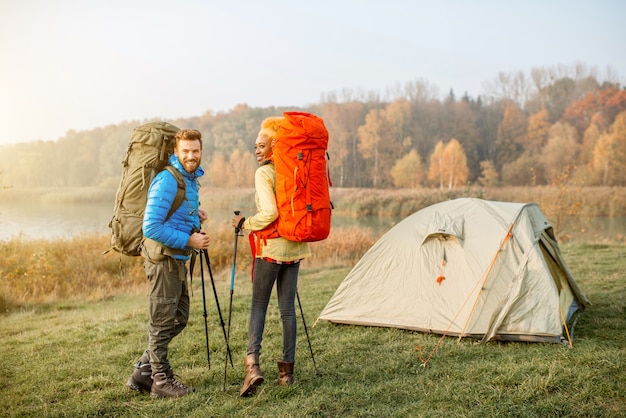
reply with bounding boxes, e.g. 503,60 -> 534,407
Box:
188,251 -> 196,298
223,210 -> 242,391
197,249 -> 211,369
296,290 -> 319,376
201,249 -> 233,368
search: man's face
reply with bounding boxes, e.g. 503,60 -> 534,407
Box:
174,139 -> 202,173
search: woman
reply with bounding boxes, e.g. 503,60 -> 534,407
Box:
232,116 -> 311,397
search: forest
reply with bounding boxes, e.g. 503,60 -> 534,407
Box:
1,64 -> 625,190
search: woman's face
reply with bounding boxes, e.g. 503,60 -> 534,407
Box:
254,134 -> 272,165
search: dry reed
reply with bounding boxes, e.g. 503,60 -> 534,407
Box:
2,185 -> 625,312
0,224 -> 377,313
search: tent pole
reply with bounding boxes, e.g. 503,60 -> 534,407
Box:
559,307 -> 573,348
457,222 -> 515,344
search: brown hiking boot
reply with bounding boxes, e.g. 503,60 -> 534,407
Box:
150,371 -> 195,398
240,353 -> 264,397
126,361 -> 153,392
275,361 -> 294,386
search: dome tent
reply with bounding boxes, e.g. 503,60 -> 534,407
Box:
318,198 -> 590,344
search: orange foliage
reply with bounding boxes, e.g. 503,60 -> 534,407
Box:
563,88 -> 626,134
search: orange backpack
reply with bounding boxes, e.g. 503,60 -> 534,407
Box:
257,112 -> 333,243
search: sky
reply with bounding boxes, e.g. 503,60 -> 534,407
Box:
1,0 -> 625,146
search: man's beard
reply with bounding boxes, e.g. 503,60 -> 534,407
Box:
183,159 -> 198,173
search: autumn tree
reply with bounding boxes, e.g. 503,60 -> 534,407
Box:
428,140 -> 445,189
580,116 -> 603,164
319,99 -> 369,187
228,148 -> 256,187
428,139 -> 468,189
592,111 -> 626,186
528,64 -> 601,122
358,109 -> 384,188
442,139 -> 469,189
207,153 -> 229,187
499,108 -> 550,186
495,102 -> 526,171
391,149 -> 423,188
501,154 -> 540,186
541,122 -> 579,185
358,100 -> 411,188
573,118 -> 603,183
477,160 -> 499,187
525,108 -> 550,154
442,95 -> 481,181
563,87 -> 626,136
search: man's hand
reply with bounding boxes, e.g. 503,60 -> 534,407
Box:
198,209 -> 208,223
188,230 -> 210,250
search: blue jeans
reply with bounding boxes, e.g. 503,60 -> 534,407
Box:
247,258 -> 300,362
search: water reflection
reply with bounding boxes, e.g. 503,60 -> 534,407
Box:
0,201 -> 625,243
0,202 -> 114,239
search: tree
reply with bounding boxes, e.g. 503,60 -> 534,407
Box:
580,118 -> 602,165
501,153 -> 541,186
591,111 -> 626,186
428,139 -> 468,189
428,140 -> 445,189
442,97 -> 481,181
207,153 -> 229,187
319,100 -> 367,187
527,64 -> 601,122
541,122 -> 579,185
357,100 -> 411,188
473,98 -> 504,176
441,139 -> 469,189
525,108 -> 550,154
358,109 -> 385,188
495,102 -> 526,171
391,149 -> 423,188
228,148 -> 256,187
574,119 -> 603,183
477,160 -> 499,187
563,87 -> 626,135
483,70 -> 532,107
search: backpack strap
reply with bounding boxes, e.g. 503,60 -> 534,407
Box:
164,166 -> 187,221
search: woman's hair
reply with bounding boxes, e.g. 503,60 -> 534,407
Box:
258,116 -> 284,140
175,129 -> 203,149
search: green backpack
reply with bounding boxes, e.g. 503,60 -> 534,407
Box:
107,121 -> 186,256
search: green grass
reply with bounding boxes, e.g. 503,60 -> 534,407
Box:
1,243 -> 625,417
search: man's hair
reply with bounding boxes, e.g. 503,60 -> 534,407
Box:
175,129 -> 203,149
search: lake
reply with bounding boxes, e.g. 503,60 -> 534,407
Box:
1,201 -> 625,243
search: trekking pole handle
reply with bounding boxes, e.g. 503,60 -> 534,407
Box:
234,210 -> 245,233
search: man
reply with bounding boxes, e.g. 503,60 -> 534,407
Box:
126,128 -> 210,398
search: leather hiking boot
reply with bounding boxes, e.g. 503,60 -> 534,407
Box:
150,371 -> 195,398
239,353 -> 264,397
275,361 -> 294,386
126,351 -> 152,392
